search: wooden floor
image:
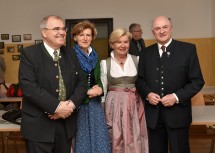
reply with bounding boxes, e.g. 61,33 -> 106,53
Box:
1,137 -> 214,153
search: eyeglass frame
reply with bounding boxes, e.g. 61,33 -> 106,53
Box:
132,30 -> 143,33
43,27 -> 68,32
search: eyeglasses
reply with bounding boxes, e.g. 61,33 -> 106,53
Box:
44,27 -> 68,32
132,30 -> 143,33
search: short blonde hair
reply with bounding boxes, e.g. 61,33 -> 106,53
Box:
109,27 -> 132,45
72,20 -> 97,40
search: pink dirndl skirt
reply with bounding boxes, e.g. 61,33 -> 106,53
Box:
105,88 -> 149,153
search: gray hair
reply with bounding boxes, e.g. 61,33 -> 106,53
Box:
129,23 -> 141,32
40,15 -> 64,30
150,16 -> 173,30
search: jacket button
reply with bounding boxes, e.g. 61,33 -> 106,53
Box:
56,75 -> 59,79
56,89 -> 59,92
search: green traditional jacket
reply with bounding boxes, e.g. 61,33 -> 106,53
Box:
82,60 -> 103,104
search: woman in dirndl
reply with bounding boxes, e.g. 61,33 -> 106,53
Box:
100,27 -> 149,153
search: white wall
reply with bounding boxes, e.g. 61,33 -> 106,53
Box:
0,0 -> 213,44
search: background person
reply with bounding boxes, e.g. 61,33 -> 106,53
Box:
128,23 -> 146,56
136,16 -> 205,153
72,20 -> 111,153
101,27 -> 149,153
19,15 -> 87,153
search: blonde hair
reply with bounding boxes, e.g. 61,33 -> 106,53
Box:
109,27 -> 132,45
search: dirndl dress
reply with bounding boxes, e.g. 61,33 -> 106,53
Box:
74,98 -> 111,153
105,57 -> 149,153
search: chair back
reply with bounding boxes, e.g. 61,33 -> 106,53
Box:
191,92 -> 205,106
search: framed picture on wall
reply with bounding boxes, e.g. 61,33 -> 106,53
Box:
17,44 -> 23,52
12,35 -> 21,42
12,55 -> 20,61
0,42 -> 4,49
23,34 -> 32,40
1,34 -> 9,40
7,46 -> 15,52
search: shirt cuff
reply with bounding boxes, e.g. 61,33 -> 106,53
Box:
54,102 -> 62,113
68,99 -> 76,110
173,93 -> 179,104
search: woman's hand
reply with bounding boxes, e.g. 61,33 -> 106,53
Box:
87,85 -> 102,98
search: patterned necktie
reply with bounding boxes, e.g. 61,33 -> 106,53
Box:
53,50 -> 66,100
161,45 -> 166,58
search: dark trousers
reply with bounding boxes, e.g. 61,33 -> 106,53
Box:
148,108 -> 190,153
25,120 -> 72,153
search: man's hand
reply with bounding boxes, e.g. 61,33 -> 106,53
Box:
147,92 -> 161,105
54,101 -> 73,119
160,94 -> 177,107
49,113 -> 61,120
49,100 -> 76,120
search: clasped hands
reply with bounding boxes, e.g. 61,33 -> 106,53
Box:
49,100 -> 75,120
87,85 -> 102,98
49,85 -> 102,120
147,92 -> 177,107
